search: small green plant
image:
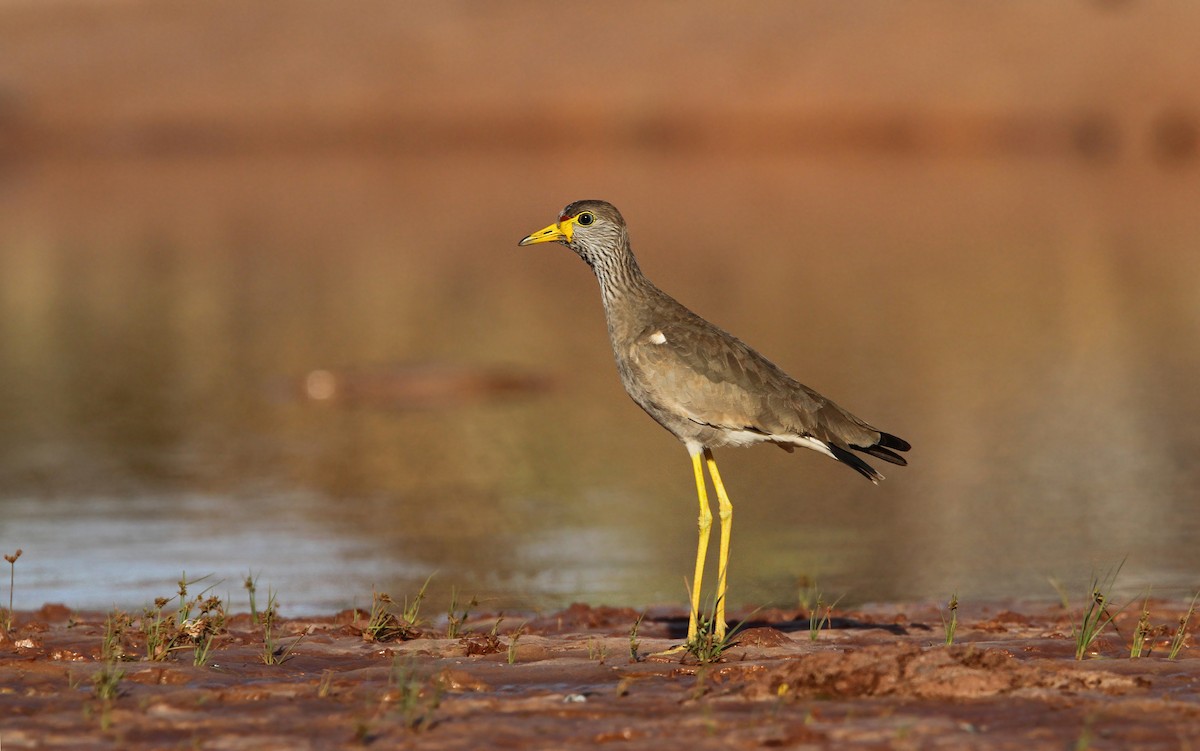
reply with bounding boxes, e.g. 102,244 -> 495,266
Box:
261,589 -> 303,665
140,573 -> 224,661
445,587 -> 477,639
367,591 -> 393,636
586,637 -> 607,662
100,609 -> 131,662
244,571 -> 260,623
807,590 -> 843,642
94,609 -> 127,708
401,573 -> 435,628
685,597 -> 752,664
363,579 -> 458,642
176,572 -> 192,620
942,594 -> 959,647
1168,592 -> 1199,660
797,577 -> 843,642
3,548 -> 22,633
363,591 -> 398,641
186,595 -> 227,666
1129,594 -> 1151,658
387,655 -> 443,731
361,588 -> 424,643
175,572 -> 217,622
101,609 -> 131,663
142,596 -> 182,661
93,661 -> 124,701
686,617 -> 725,664
142,598 -> 171,660
317,669 -> 335,698
1073,561 -> 1128,660
507,625 -> 525,665
629,612 -> 645,663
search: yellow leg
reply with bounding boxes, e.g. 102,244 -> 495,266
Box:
704,448 -> 732,641
688,448 -> 713,643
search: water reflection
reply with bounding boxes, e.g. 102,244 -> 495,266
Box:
0,153 -> 1197,613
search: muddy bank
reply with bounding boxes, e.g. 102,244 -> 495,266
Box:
2,600 -> 1199,750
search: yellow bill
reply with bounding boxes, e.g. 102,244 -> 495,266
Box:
518,218 -> 575,246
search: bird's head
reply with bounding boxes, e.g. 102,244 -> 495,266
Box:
518,200 -> 628,269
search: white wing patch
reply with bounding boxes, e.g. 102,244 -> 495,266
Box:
717,430 -> 835,457
782,434 -> 837,458
648,331 -> 667,344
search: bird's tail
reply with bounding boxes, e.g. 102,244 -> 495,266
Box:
831,432 -> 911,484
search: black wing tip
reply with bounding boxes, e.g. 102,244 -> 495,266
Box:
846,431 -> 910,468
857,445 -> 907,466
828,444 -> 885,484
877,432 -> 911,453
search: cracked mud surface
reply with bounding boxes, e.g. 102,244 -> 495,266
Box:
2,601 -> 1199,749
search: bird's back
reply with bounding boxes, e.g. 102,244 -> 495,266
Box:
602,283 -> 888,456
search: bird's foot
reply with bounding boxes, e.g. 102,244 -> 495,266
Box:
646,642 -> 689,660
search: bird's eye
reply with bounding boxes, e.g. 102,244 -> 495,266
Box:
576,212 -> 595,226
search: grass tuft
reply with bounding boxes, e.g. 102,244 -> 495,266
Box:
1129,593 -> 1151,659
507,624 -> 525,665
317,669 -> 336,698
1168,592 -> 1199,660
101,609 -> 131,663
261,588 -> 303,664
445,587 -> 477,639
92,662 -> 125,702
942,594 -> 959,647
1073,561 -> 1129,660
586,637 -> 607,662
387,655 -> 443,731
361,577 -> 433,643
684,596 -> 753,664
93,609 -> 128,715
138,573 -> 226,663
186,595 -> 227,666
142,596 -> 180,661
362,591 -> 412,642
805,585 -> 844,643
402,573 -> 435,629
629,612 -> 645,663
244,571 -> 260,623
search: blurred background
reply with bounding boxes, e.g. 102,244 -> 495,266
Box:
0,1 -> 1198,615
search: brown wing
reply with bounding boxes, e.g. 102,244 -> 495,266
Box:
627,313 -> 887,451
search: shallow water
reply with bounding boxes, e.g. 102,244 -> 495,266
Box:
0,152 -> 1197,614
